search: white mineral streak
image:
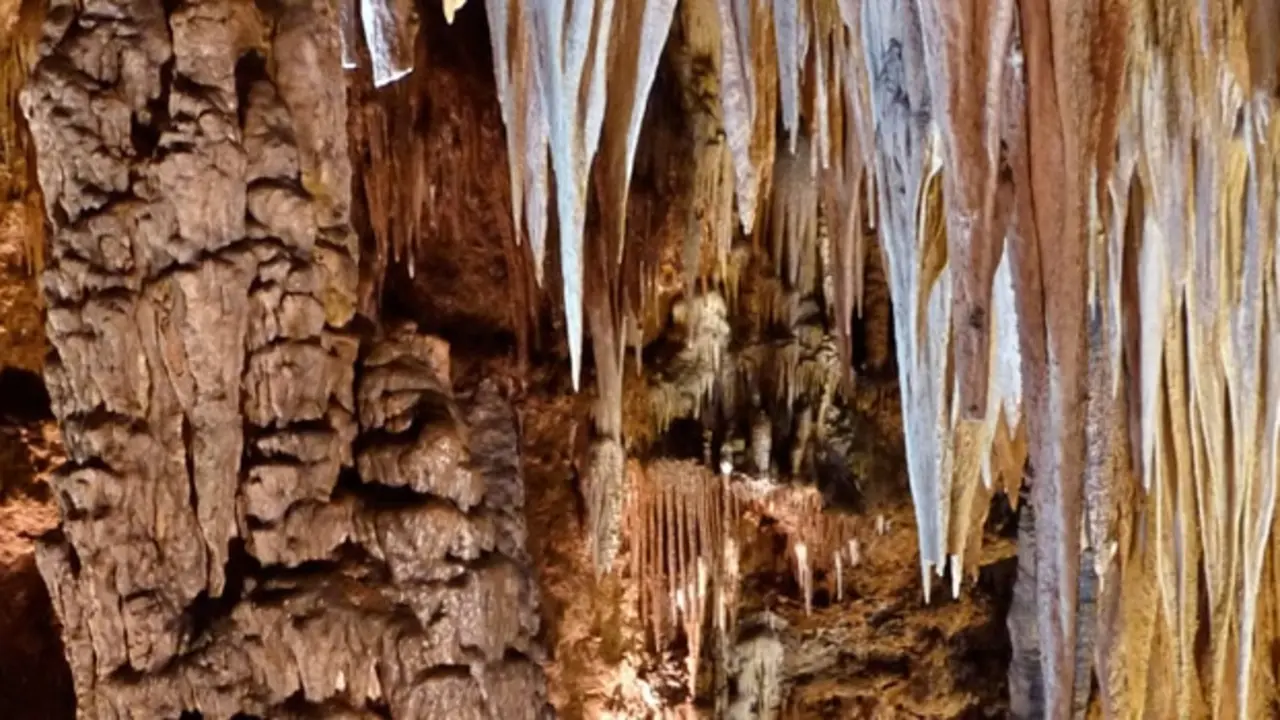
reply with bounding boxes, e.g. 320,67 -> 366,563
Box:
361,0 -> 415,87
793,541 -> 811,615
835,550 -> 843,601
340,0 -> 360,69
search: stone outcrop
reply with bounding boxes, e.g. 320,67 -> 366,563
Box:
20,0 -> 549,714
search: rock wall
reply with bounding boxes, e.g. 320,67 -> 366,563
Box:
19,0 -> 549,714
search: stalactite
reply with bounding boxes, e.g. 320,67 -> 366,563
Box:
331,4 -> 1280,713
1011,1 -> 1126,712
916,0 -> 1013,420
984,251 -> 1024,501
531,1 -> 615,392
629,462 -> 727,664
361,0 -> 418,87
1008,495 -> 1044,718
717,0 -> 778,235
825,1 -> 874,377
834,549 -> 843,601
860,0 -> 956,603
750,404 -> 772,478
670,0 -> 733,289
442,0 -> 467,24
769,140 -> 820,294
598,0 -> 678,271
625,459 -> 858,695
339,0 -> 359,68
486,0 -> 550,286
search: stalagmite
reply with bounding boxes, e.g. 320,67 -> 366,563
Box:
751,404 -> 772,478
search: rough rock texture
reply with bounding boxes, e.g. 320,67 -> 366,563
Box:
35,316 -> 551,717
18,0 -> 549,713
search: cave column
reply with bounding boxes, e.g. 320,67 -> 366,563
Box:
21,0 -> 358,710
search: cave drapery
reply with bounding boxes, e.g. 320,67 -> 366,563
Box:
4,0 -> 1280,716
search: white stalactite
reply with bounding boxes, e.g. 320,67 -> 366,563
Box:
361,0 -> 416,87
531,0 -> 616,391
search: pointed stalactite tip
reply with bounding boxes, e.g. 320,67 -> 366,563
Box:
442,0 -> 466,24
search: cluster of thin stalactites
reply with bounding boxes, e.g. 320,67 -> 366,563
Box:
625,459 -> 861,696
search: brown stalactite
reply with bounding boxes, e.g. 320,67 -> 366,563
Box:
917,0 -> 1013,420
1013,0 -> 1127,715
